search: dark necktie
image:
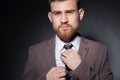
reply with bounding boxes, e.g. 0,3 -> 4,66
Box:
63,43 -> 73,80
64,43 -> 73,49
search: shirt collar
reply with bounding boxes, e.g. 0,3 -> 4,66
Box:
55,35 -> 65,53
55,34 -> 80,52
71,35 -> 80,50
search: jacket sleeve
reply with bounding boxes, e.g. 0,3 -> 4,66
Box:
21,47 -> 47,80
21,59 -> 47,80
98,52 -> 114,80
68,51 -> 114,80
68,60 -> 94,80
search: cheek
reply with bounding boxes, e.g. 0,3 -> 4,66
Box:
69,14 -> 79,22
52,17 -> 60,26
70,18 -> 79,28
52,22 -> 60,31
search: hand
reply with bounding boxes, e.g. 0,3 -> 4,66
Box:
46,66 -> 67,80
61,49 -> 82,71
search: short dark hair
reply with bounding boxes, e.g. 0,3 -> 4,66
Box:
48,0 -> 81,10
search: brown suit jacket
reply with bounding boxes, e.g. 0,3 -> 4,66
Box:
22,37 -> 114,80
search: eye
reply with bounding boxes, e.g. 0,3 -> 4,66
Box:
52,11 -> 61,15
66,10 -> 76,14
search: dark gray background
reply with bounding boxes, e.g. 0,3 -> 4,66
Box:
2,0 -> 120,80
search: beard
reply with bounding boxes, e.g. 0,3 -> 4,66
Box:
54,24 -> 78,42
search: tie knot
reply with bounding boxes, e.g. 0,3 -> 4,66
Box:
64,43 -> 73,49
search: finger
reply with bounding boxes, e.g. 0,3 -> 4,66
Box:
61,55 -> 67,62
66,49 -> 78,54
58,71 -> 67,78
65,49 -> 74,53
61,56 -> 70,67
57,66 -> 68,73
61,52 -> 68,58
61,49 -> 73,57
64,50 -> 75,56
58,77 -> 66,80
57,67 -> 67,73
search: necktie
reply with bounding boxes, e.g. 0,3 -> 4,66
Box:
63,43 -> 73,80
64,43 -> 73,49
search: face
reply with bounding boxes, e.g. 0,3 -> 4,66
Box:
48,0 -> 84,42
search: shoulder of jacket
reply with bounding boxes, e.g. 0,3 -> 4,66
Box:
29,37 -> 55,50
81,36 -> 107,49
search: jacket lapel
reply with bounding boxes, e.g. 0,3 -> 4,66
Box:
45,36 -> 89,68
79,37 -> 89,60
46,37 -> 56,67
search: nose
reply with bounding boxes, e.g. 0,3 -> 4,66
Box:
60,13 -> 68,24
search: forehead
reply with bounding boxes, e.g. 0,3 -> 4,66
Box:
50,0 -> 78,11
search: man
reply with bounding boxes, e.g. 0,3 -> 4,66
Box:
22,0 -> 114,80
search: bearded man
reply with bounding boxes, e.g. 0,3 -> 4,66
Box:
22,0 -> 114,80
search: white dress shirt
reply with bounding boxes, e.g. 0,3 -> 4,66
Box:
55,35 -> 81,67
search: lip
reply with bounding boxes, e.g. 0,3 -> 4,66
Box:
60,25 -> 70,30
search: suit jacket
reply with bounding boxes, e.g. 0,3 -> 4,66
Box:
22,36 -> 114,80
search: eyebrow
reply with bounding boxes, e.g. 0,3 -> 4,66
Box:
51,9 -> 77,13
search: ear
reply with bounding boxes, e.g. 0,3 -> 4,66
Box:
79,8 -> 84,20
48,12 -> 52,23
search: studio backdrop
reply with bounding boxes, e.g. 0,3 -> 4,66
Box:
2,0 -> 120,80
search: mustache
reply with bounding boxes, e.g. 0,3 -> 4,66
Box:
58,24 -> 72,28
